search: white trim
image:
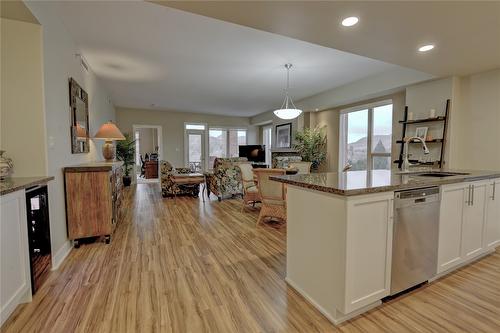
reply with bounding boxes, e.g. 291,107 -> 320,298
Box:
184,122 -> 208,171
51,240 -> 72,270
340,99 -> 393,115
132,124 -> 163,161
285,277 -> 382,325
132,124 -> 163,183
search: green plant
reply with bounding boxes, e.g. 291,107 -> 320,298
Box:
116,133 -> 136,177
293,126 -> 327,170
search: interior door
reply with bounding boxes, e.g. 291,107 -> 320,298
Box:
186,130 -> 205,172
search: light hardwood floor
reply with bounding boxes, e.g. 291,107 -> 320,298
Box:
2,183 -> 499,332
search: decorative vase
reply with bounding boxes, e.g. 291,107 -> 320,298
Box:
123,176 -> 132,187
0,150 -> 13,180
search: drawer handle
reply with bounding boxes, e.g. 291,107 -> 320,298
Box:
492,182 -> 496,200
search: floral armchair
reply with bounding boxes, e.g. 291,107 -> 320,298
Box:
204,157 -> 248,201
160,161 -> 199,197
272,155 -> 303,168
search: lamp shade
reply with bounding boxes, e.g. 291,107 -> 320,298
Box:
94,121 -> 125,140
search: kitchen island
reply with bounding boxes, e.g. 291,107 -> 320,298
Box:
0,176 -> 54,326
271,170 -> 500,324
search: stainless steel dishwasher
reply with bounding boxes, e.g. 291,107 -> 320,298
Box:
390,187 -> 440,295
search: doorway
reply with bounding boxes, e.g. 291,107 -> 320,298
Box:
133,125 -> 162,183
185,129 -> 206,172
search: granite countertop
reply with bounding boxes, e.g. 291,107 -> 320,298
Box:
0,176 -> 54,196
64,161 -> 124,172
271,169 -> 500,196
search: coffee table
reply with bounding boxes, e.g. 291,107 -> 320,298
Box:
171,173 -> 205,202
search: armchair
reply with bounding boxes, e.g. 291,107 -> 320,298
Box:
204,157 -> 248,201
273,155 -> 302,168
160,161 -> 199,197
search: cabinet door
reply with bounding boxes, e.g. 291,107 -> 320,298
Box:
484,179 -> 500,249
437,184 -> 466,273
0,190 -> 31,325
344,194 -> 393,313
461,182 -> 487,260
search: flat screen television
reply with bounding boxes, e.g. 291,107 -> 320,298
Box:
239,145 -> 265,162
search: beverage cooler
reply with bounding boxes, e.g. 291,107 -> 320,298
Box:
25,185 -> 52,293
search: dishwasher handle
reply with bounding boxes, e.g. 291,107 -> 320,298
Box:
394,187 -> 440,209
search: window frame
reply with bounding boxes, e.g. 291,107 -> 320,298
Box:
208,126 -> 248,164
339,99 -> 393,172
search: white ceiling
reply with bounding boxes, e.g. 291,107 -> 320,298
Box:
159,1 -> 500,78
41,1 -> 413,117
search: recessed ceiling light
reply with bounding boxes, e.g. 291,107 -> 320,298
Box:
418,44 -> 435,52
342,17 -> 359,27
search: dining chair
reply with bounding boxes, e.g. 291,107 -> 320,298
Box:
289,161 -> 312,174
254,168 -> 286,225
238,163 -> 261,211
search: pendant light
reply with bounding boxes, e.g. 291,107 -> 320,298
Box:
274,63 -> 302,120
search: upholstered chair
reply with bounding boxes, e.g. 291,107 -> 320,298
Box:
273,155 -> 302,168
160,161 -> 198,197
254,169 -> 286,225
238,163 -> 261,211
289,161 -> 312,174
204,157 -> 248,201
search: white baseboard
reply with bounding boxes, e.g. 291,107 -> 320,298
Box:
430,248 -> 495,282
285,277 -> 338,324
51,240 -> 72,270
285,277 -> 382,325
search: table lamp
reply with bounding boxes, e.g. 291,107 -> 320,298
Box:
93,121 -> 125,161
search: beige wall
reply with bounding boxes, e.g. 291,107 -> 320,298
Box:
450,69 -> 500,170
0,18 -> 47,177
26,2 -> 116,265
117,107 -> 257,168
310,92 -> 405,172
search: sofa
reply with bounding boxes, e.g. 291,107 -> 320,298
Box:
204,157 -> 248,201
160,161 -> 199,197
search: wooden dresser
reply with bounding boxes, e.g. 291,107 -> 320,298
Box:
64,161 -> 124,247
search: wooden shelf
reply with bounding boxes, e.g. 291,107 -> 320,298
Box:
396,139 -> 443,144
398,116 -> 446,124
396,100 -> 450,169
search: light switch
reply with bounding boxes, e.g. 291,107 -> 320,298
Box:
48,136 -> 55,149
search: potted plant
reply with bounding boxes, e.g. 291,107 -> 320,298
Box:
293,126 -> 327,171
116,133 -> 136,186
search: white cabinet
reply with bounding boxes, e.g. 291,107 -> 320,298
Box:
461,182 -> 488,259
438,180 -> 491,274
484,178 -> 500,249
0,190 -> 32,326
438,183 -> 466,272
344,193 -> 393,313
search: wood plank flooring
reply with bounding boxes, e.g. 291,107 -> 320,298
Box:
2,183 -> 499,332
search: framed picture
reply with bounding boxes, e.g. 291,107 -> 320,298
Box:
276,123 -> 292,148
415,127 -> 428,140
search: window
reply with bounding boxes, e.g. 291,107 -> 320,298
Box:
339,101 -> 393,171
209,128 -> 247,166
185,124 -> 206,130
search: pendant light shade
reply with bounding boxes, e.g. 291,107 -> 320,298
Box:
273,63 -> 302,120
